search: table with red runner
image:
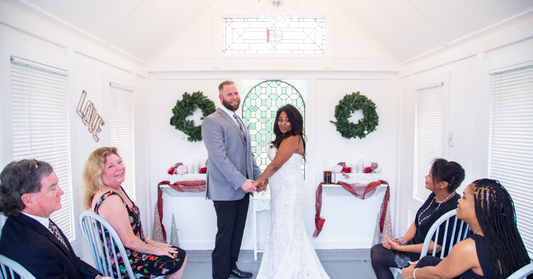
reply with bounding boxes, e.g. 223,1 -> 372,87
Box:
154,180 -> 206,241
313,180 -> 392,243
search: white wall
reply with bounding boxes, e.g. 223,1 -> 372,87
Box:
147,72 -> 400,249
396,21 -> 533,234
0,2 -> 150,262
1,0 -> 532,259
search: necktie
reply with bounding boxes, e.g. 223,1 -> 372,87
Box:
49,219 -> 69,250
233,114 -> 247,143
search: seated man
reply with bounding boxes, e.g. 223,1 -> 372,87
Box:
0,159 -> 111,279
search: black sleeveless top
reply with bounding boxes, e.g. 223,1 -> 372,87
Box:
417,234 -> 493,279
458,234 -> 493,279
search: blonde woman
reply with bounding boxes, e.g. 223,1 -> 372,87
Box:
83,147 -> 187,279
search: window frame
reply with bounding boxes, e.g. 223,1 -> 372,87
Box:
411,72 -> 451,210
9,54 -> 75,241
104,73 -> 136,202
488,60 -> 533,252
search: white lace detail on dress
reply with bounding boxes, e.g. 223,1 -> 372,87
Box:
256,147 -> 330,279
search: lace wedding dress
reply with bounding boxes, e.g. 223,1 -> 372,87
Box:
256,147 -> 330,279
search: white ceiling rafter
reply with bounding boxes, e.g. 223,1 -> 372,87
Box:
153,0 -> 219,61
400,0 -> 448,46
1,0 -> 531,68
105,0 -> 150,45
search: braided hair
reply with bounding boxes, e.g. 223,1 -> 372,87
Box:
472,179 -> 531,279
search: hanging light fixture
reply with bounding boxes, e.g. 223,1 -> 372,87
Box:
250,0 -> 306,26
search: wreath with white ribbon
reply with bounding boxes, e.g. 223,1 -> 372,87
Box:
170,91 -> 216,142
330,91 -> 379,139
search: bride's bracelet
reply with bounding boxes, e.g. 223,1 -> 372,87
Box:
396,237 -> 407,245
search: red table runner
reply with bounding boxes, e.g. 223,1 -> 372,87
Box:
156,180 -> 206,240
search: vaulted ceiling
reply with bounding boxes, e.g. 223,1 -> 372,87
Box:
3,0 -> 533,67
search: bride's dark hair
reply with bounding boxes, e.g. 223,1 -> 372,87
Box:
271,104 -> 306,160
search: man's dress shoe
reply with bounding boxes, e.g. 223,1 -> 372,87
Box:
230,268 -> 253,278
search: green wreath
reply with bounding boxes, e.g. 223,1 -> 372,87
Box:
170,91 -> 216,142
330,91 -> 379,139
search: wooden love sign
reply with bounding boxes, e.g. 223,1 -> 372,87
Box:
76,90 -> 105,142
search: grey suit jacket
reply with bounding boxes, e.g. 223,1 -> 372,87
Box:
201,108 -> 261,201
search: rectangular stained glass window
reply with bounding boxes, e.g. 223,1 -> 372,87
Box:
223,18 -> 325,54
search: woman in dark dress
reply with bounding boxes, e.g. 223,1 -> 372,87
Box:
371,158 -> 465,279
402,179 -> 531,279
83,147 -> 187,279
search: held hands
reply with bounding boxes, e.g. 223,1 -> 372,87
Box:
240,179 -> 256,193
254,179 -> 269,192
383,237 -> 403,250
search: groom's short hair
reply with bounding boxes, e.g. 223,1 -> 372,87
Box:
218,80 -> 236,95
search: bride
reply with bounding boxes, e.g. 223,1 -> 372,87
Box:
254,104 -> 330,279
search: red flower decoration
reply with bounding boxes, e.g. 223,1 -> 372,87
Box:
342,167 -> 351,173
363,166 -> 372,173
199,167 -> 207,174
167,166 -> 176,175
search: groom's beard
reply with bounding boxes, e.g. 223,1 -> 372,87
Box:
222,98 -> 240,112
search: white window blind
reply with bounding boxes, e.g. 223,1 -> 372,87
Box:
10,56 -> 74,240
415,82 -> 444,201
489,63 -> 533,252
109,82 -> 135,201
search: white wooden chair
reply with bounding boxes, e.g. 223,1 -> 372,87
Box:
0,254 -> 36,279
79,210 -> 135,279
393,209 -> 470,278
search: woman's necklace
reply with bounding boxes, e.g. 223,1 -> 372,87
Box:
472,227 -> 482,234
417,191 -> 456,225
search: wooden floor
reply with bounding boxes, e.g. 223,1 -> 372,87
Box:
181,249 -> 382,279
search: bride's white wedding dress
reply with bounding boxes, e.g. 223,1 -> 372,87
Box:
256,147 -> 330,279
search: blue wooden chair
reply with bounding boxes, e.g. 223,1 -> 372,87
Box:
393,209 -> 470,278
79,210 -> 135,279
508,262 -> 533,279
0,254 -> 36,279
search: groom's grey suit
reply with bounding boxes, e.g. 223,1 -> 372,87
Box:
202,108 -> 261,200
202,107 -> 261,279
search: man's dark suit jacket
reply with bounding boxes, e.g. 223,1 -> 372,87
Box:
0,213 -> 101,279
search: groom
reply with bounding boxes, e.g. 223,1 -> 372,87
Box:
202,80 -> 264,279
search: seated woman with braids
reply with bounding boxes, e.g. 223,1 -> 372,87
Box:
402,179 -> 532,279
371,158 -> 465,279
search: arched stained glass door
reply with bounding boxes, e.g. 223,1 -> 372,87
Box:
241,80 -> 305,171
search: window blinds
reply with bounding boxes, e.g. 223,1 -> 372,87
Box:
10,56 -> 74,240
109,82 -> 136,201
415,82 -> 444,201
489,63 -> 533,252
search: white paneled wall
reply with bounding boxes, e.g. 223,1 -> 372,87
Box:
147,74 -> 399,249
1,0 -> 532,261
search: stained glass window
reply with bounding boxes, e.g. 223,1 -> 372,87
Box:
223,18 -> 325,53
241,80 -> 306,172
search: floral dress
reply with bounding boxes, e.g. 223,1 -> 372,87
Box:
94,189 -> 186,278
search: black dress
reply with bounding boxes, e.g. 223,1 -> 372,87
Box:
407,192 -> 462,261
416,234 -> 493,279
370,192 -> 461,276
94,189 -> 186,278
